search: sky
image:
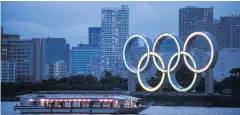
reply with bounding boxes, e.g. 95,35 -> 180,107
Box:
1,1 -> 240,47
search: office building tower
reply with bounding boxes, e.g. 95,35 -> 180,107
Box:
213,48 -> 240,81
69,50 -> 72,74
42,38 -> 67,64
49,60 -> 68,80
196,14 -> 240,50
197,14 -> 240,49
42,38 -> 69,78
88,55 -> 102,79
1,33 -> 43,82
32,38 -> 45,81
179,6 -> 213,50
101,5 -> 129,77
71,44 -> 101,75
1,60 -> 16,83
213,19 -> 230,48
88,27 -> 101,45
195,19 -> 218,51
1,33 -> 16,82
66,44 -> 70,73
218,14 -> 240,49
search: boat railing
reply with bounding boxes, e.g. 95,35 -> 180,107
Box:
32,91 -> 129,95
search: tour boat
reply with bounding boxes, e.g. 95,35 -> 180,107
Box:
13,91 -> 151,114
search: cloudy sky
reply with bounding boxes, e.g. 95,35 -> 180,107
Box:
1,1 -> 240,47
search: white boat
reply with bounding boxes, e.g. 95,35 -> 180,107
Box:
14,91 -> 150,114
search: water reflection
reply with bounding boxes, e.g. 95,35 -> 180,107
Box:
2,102 -> 240,115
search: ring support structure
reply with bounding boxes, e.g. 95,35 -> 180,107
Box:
123,32 -> 219,92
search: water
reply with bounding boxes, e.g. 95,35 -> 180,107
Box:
2,102 -> 240,115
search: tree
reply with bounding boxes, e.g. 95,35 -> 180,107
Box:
229,68 -> 240,77
175,64 -> 195,88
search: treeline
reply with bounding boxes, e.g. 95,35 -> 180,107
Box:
1,71 -> 128,98
2,68 -> 240,99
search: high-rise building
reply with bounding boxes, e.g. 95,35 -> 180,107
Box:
88,27 -> 101,45
213,48 -> 240,81
1,60 -> 16,83
49,60 -> 68,80
42,38 -> 69,79
88,55 -> 102,79
218,14 -> 240,49
32,38 -> 45,81
71,44 -> 101,75
69,49 -> 72,74
197,14 -> 240,49
42,38 -> 67,64
1,33 -> 43,82
179,6 -> 213,50
101,5 -> 129,77
66,44 -> 70,72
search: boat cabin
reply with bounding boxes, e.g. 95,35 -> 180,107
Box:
18,93 -> 140,109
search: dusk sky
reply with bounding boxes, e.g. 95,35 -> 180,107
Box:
1,1 -> 240,47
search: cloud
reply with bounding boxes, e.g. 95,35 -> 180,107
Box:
2,1 -> 240,47
2,20 -> 89,47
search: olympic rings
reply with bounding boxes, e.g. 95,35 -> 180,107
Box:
183,32 -> 219,73
167,51 -> 200,92
123,31 -> 219,92
137,52 -> 166,92
153,33 -> 182,73
123,34 -> 152,73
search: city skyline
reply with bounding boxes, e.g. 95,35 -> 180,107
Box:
1,2 -> 240,83
2,1 -> 240,47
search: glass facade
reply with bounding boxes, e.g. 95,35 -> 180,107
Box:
71,44 -> 101,74
43,38 -> 67,64
179,6 -> 213,41
88,27 -> 101,45
179,6 -> 213,51
101,5 -> 129,77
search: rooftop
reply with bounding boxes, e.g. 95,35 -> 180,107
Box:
18,94 -> 139,100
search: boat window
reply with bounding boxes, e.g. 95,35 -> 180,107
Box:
124,100 -> 131,108
103,102 -> 112,108
64,102 -> 71,107
73,102 -> 81,107
54,102 -> 62,108
30,101 -> 40,106
93,101 -> 101,108
45,102 -> 54,108
81,102 -> 89,108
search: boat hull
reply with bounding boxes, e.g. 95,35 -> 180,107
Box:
14,106 -> 146,114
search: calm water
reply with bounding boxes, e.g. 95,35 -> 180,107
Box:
1,102 -> 240,115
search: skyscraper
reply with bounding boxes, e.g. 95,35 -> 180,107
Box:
101,5 -> 129,77
42,38 -> 69,78
1,33 -> 43,82
42,38 -> 67,64
213,48 -> 240,81
88,55 -> 102,79
71,44 -> 101,75
88,27 -> 101,45
179,6 -> 213,42
219,14 -> 240,49
197,14 -> 240,49
49,60 -> 69,80
66,44 -> 70,73
1,60 -> 16,83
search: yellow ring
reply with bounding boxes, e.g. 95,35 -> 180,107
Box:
137,52 -> 166,92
